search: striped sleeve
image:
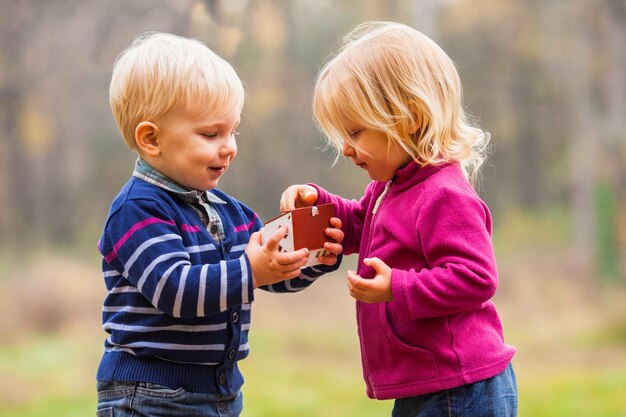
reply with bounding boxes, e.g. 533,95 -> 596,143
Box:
100,199 -> 253,318
244,196 -> 342,293
235,199 -> 264,235
261,256 -> 343,293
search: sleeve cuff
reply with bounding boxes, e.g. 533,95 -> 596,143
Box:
391,268 -> 413,323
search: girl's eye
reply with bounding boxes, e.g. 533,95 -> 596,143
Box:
231,130 -> 240,137
202,132 -> 218,139
348,129 -> 363,139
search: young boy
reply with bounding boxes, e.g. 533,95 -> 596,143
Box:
96,32 -> 343,417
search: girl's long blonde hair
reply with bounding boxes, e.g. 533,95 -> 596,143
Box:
313,21 -> 490,184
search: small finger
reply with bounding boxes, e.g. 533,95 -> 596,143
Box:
289,255 -> 309,270
323,241 -> 343,255
348,285 -> 364,301
347,271 -> 370,291
275,248 -> 309,266
324,228 -> 344,244
346,270 -> 361,286
265,226 -> 288,251
316,253 -> 337,266
363,257 -> 381,266
280,190 -> 297,212
282,267 -> 304,279
329,217 -> 342,229
298,187 -> 318,207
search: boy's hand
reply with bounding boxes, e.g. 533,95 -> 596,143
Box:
280,184 -> 318,211
346,257 -> 393,303
316,217 -> 344,266
246,226 -> 309,289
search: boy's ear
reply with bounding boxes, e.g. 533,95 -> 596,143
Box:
135,121 -> 160,156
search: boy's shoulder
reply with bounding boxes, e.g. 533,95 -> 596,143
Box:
105,179 -> 257,226
107,177 -> 175,217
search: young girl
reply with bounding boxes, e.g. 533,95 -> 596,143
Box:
281,21 -> 517,416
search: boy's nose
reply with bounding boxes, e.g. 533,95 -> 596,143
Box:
220,136 -> 237,156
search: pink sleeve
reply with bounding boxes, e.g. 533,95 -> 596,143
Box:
392,187 -> 498,322
308,183 -> 374,256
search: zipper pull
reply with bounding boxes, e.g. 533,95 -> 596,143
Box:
372,181 -> 392,215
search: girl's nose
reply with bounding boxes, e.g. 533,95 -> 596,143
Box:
342,142 -> 355,157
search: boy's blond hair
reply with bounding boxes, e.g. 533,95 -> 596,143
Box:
313,21 -> 489,184
110,32 -> 245,150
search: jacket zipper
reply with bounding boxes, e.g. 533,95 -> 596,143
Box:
372,181 -> 392,215
359,180 -> 392,396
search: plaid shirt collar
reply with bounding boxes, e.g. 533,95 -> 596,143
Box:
132,158 -> 226,206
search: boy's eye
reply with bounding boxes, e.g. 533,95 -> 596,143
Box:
202,132 -> 218,139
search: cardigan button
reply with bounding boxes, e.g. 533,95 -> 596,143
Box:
218,373 -> 226,385
232,312 -> 239,324
210,224 -> 219,234
228,348 -> 236,360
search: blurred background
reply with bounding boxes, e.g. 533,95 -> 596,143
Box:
0,0 -> 625,416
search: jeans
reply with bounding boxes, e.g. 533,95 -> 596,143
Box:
96,380 -> 243,417
392,363 -> 518,417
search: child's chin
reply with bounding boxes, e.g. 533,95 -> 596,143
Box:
186,181 -> 217,191
205,180 -> 220,190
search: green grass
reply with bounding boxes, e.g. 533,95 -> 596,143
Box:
0,395 -> 95,417
519,370 -> 626,417
240,327 -> 392,417
2,329 -> 626,417
1,255 -> 626,416
0,334 -> 98,417
3,318 -> 625,417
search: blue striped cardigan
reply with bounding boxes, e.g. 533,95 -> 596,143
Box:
97,177 -> 338,394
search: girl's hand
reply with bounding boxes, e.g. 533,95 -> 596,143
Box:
246,227 -> 309,289
280,184 -> 318,212
347,257 -> 393,303
316,217 -> 344,266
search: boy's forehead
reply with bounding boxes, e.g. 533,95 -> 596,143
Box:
182,102 -> 242,122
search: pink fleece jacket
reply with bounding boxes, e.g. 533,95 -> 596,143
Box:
311,161 -> 515,400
